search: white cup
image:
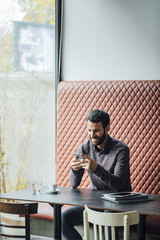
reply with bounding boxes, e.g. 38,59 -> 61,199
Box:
49,183 -> 57,192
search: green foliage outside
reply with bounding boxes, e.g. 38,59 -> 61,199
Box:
18,0 -> 55,25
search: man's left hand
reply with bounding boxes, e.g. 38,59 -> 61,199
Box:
78,154 -> 98,171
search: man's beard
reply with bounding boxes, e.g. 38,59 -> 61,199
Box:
90,132 -> 106,146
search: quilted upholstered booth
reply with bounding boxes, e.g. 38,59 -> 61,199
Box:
55,80 -> 160,238
56,80 -> 159,195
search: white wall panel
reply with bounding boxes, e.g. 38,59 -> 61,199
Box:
61,0 -> 160,80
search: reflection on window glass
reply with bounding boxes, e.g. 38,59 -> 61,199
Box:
0,0 -> 55,72
14,21 -> 55,72
0,0 -> 56,193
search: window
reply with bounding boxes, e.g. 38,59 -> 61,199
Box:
0,0 -> 56,192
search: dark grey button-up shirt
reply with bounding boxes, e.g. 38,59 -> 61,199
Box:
69,135 -> 132,192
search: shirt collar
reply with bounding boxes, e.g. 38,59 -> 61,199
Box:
93,134 -> 111,153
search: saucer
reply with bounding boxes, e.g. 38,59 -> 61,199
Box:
46,188 -> 60,194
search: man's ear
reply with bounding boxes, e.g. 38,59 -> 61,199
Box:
105,124 -> 110,133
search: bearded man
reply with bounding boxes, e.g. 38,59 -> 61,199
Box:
62,109 -> 131,240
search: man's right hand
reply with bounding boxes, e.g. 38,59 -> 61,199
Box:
70,157 -> 83,171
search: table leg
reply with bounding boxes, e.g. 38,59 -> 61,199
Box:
50,204 -> 62,240
137,215 -> 146,240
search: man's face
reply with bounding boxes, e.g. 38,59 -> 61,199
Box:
87,121 -> 107,146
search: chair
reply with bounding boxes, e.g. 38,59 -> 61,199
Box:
0,201 -> 54,240
83,205 -> 139,240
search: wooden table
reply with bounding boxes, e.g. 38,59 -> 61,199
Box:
0,186 -> 159,240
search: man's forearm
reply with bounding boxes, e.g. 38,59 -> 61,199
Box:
69,169 -> 84,188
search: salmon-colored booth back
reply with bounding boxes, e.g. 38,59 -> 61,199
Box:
56,81 -> 159,194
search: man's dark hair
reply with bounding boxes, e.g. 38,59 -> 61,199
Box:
87,109 -> 110,129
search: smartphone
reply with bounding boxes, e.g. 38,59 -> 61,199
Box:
74,153 -> 85,160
